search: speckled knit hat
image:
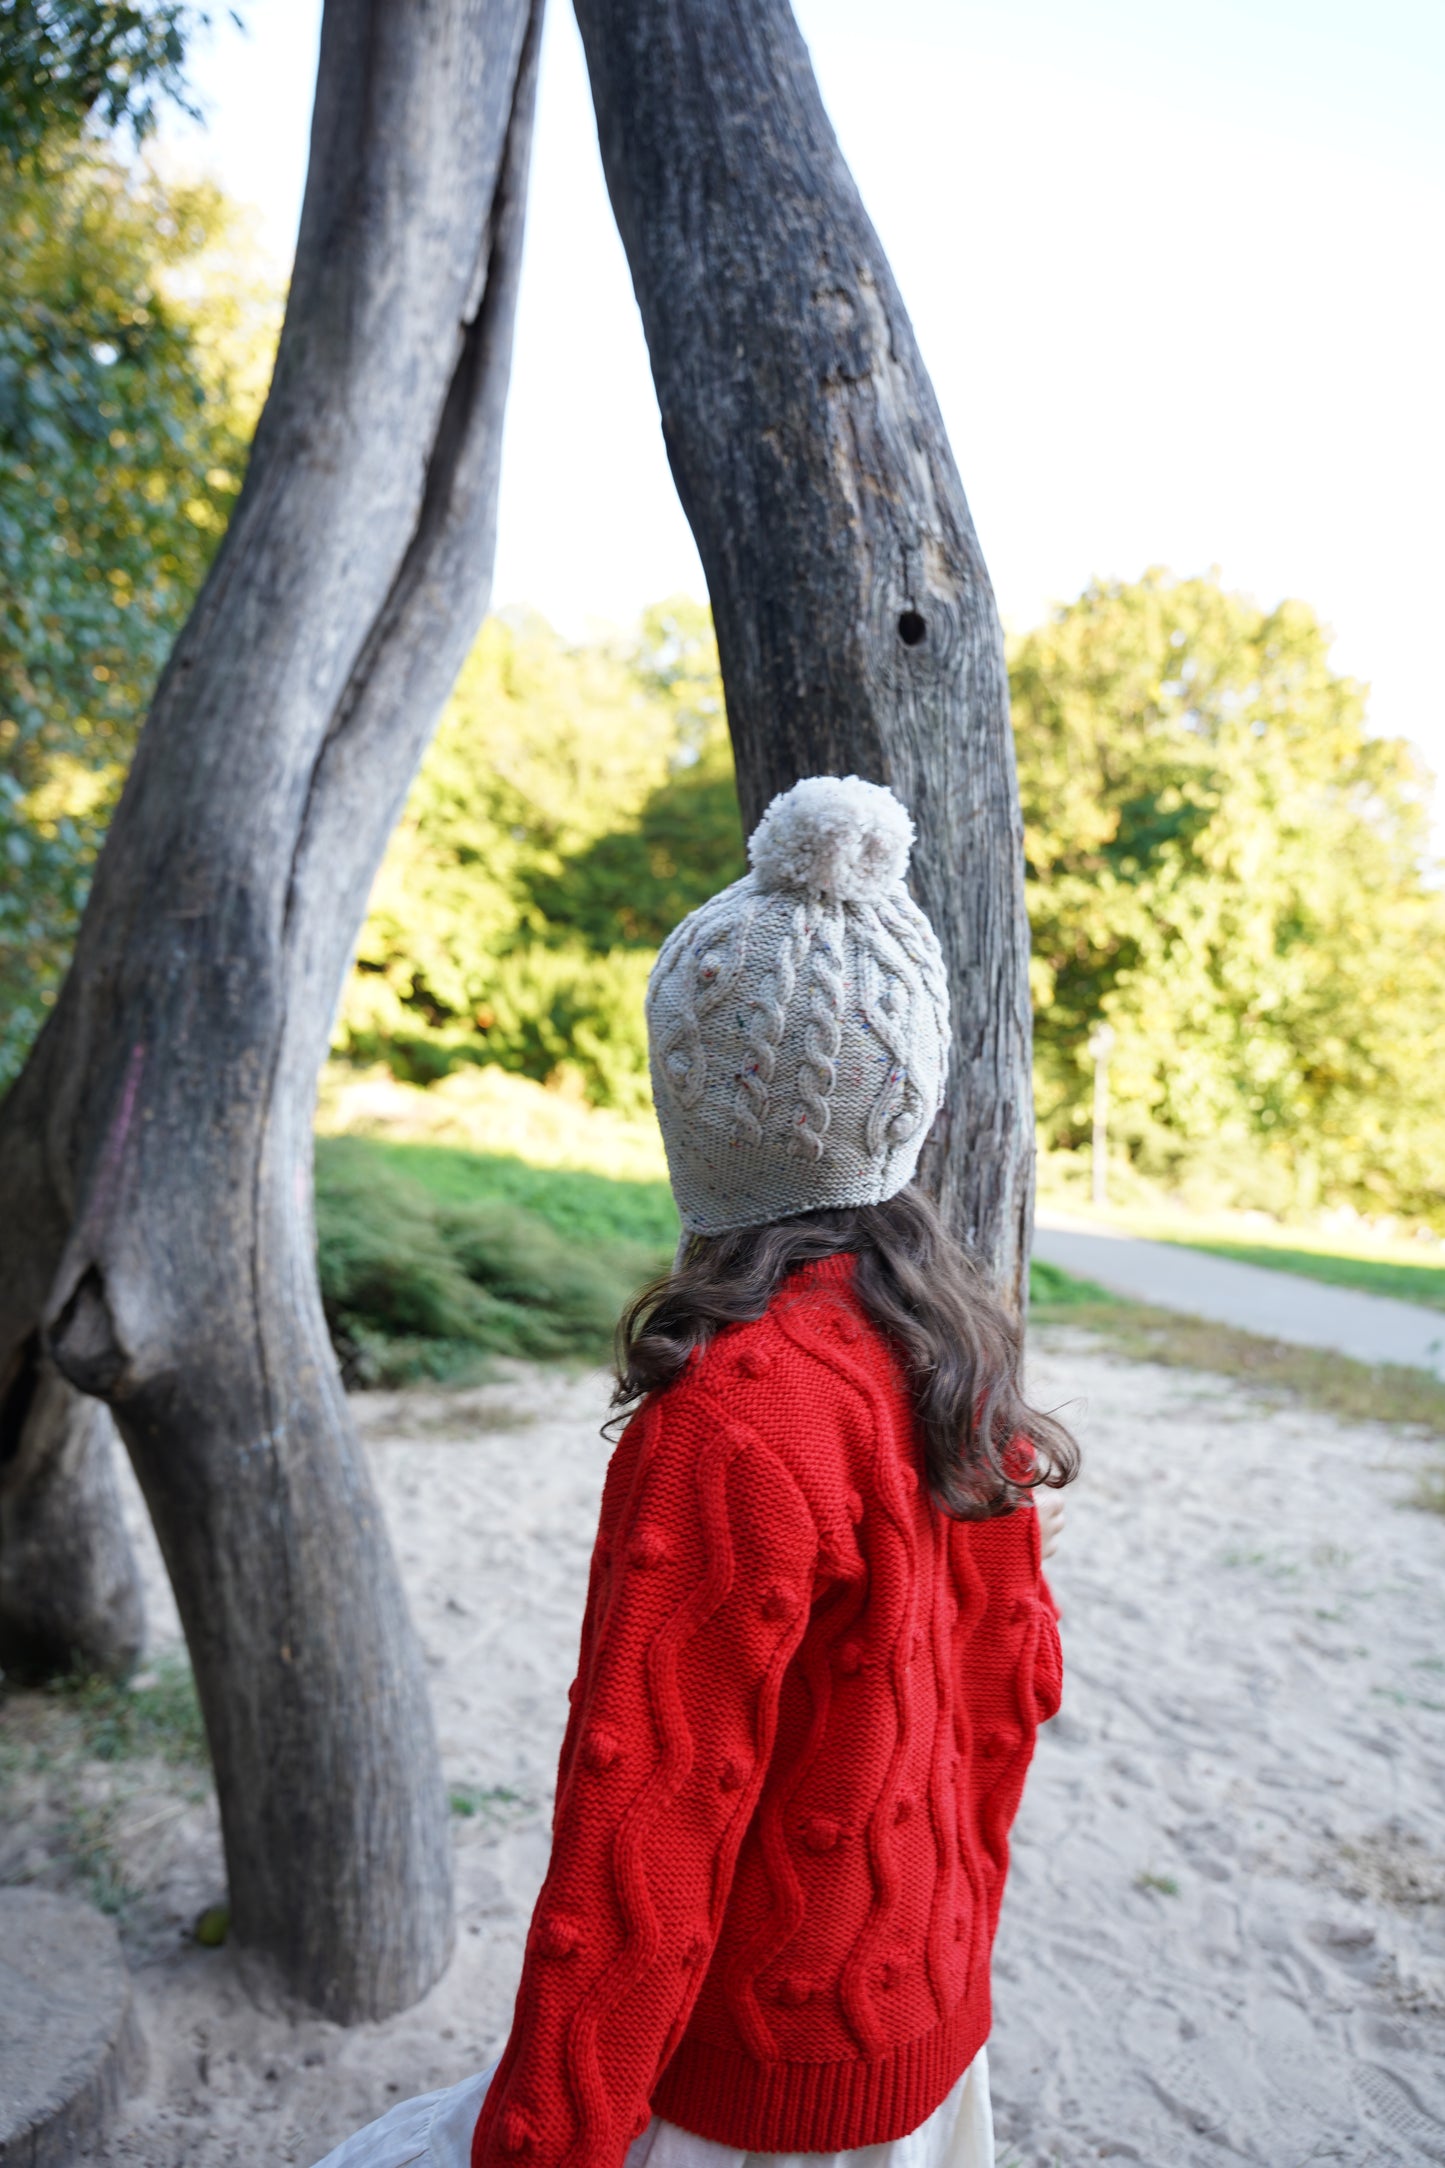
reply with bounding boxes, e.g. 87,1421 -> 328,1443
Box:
646,775 -> 951,1236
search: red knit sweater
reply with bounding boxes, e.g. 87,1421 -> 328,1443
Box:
471,1256 -> 1062,2168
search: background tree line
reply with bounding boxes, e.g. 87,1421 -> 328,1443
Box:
4,29 -> 1442,1232
325,579 -> 1444,1229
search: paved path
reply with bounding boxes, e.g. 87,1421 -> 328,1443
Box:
1034,1211 -> 1445,1378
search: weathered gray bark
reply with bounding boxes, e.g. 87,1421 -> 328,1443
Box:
573,0 -> 1035,1303
0,1347 -> 144,1683
0,0 -> 543,2018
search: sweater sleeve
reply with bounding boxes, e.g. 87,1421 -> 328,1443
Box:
471,1383 -> 820,2168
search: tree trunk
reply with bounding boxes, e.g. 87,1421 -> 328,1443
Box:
0,0 -> 543,2020
0,1344 -> 145,1683
573,0 -> 1034,1304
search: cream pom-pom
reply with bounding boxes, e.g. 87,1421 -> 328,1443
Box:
747,775 -> 915,903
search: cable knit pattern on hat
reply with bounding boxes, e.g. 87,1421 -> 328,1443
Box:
471,1259 -> 1062,2168
646,777 -> 951,1234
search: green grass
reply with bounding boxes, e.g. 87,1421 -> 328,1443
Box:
59,1798 -> 137,1915
48,1650 -> 209,1769
1161,1236 -> 1445,1312
356,1137 -> 678,1250
315,1135 -> 675,1386
448,1782 -> 530,1826
1028,1258 -> 1121,1310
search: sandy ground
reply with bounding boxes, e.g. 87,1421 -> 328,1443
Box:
6,1336 -> 1445,2167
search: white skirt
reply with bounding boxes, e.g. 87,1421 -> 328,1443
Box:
310,2048 -> 994,2168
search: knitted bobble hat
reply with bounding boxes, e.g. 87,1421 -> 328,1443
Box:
646,775 -> 951,1235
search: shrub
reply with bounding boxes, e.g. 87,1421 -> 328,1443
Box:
314,1137 -> 670,1384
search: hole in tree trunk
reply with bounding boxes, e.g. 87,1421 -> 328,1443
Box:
49,1269 -> 127,1398
897,609 -> 927,647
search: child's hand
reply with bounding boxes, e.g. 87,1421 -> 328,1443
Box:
1035,1486 -> 1065,1563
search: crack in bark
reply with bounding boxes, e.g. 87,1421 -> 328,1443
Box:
0,1335 -> 40,1474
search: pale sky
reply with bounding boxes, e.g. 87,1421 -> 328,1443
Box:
166,0 -> 1445,798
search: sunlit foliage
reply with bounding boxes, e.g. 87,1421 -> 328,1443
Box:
1014,571 -> 1445,1222
0,1 -> 221,163
335,600 -> 745,1111
0,147 -> 276,1078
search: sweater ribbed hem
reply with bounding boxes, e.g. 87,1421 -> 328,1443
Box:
650,1985 -> 990,2154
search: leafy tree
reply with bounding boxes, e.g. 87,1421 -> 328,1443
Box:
525,599 -> 745,946
0,146 -> 275,1082
527,745 -> 745,949
338,602 -> 744,1108
0,0 -> 264,1084
0,1 -> 222,161
1013,570 -> 1445,1222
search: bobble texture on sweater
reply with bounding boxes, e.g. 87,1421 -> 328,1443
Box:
471,1257 -> 1062,2168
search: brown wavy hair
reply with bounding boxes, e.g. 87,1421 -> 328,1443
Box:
613,1184 -> 1078,1519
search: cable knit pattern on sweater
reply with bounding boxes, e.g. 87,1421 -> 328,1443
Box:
471,1258 -> 1062,2168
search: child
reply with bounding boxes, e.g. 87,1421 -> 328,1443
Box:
317,775 -> 1075,2168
